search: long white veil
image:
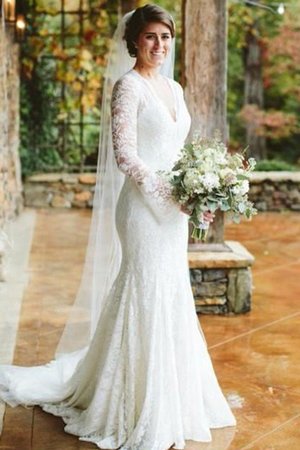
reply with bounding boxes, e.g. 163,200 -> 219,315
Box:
55,9 -> 176,359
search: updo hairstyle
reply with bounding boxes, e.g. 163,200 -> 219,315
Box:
124,4 -> 175,58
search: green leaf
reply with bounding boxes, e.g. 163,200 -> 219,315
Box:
236,174 -> 249,181
220,202 -> 231,211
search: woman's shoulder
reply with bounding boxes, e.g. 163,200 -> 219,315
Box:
113,70 -> 142,94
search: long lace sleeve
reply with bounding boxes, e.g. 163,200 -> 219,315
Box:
111,75 -> 179,219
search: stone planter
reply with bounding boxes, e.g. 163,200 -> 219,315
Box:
189,241 -> 255,314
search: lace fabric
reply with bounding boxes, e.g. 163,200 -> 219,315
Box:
111,72 -> 179,220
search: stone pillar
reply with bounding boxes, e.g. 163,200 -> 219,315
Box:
0,23 -> 23,280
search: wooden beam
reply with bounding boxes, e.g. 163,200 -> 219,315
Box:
182,0 -> 228,244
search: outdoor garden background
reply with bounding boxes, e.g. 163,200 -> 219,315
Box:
14,0 -> 300,174
0,0 -> 300,449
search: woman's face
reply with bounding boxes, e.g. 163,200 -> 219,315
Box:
135,22 -> 172,69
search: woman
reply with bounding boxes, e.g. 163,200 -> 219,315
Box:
0,4 -> 236,449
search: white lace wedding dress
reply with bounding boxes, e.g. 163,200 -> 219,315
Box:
0,69 -> 236,450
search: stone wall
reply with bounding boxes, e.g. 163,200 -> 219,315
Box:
23,171 -> 300,213
0,23 -> 23,280
24,173 -> 96,208
249,172 -> 300,212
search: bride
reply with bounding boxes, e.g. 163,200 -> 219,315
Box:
0,4 -> 236,449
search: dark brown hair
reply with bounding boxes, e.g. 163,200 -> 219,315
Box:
124,4 -> 175,58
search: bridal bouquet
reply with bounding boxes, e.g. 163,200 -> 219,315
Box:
166,133 -> 257,241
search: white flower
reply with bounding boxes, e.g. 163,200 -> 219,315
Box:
201,161 -> 214,172
200,172 -> 220,192
214,152 -> 227,165
183,169 -> 200,191
202,147 -> 214,157
239,180 -> 250,195
238,202 -> 246,213
231,180 -> 249,196
220,168 -> 237,185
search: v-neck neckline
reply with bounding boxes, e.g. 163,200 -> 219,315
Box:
131,69 -> 177,123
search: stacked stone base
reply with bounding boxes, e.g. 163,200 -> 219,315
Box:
189,241 -> 254,314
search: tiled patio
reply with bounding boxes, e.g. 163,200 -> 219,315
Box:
0,209 -> 299,450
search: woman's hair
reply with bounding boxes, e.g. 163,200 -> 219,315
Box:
124,4 -> 175,58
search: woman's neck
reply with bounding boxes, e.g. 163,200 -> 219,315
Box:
132,63 -> 161,79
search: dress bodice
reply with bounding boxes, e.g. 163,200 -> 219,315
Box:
129,70 -> 191,172
111,69 -> 191,217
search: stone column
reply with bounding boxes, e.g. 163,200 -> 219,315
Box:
0,23 -> 23,280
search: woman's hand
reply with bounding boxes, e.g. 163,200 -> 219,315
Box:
203,211 -> 215,223
180,205 -> 215,224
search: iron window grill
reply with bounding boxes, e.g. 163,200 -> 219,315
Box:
24,0 -> 117,173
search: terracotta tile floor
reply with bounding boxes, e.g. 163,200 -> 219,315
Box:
0,209 -> 300,450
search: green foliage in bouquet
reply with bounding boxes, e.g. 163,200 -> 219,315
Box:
168,133 -> 257,240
